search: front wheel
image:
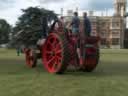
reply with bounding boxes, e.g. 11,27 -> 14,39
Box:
24,48 -> 37,68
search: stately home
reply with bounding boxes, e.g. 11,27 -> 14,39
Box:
64,0 -> 127,48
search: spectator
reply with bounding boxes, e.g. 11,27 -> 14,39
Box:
16,46 -> 21,56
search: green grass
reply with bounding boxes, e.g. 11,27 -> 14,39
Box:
0,48 -> 128,96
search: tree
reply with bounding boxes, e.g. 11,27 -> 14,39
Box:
12,7 -> 57,46
0,19 -> 11,44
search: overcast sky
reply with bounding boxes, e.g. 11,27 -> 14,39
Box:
0,0 -> 127,26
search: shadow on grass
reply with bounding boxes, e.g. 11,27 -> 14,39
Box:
0,58 -> 128,77
0,59 -> 47,75
64,60 -> 128,77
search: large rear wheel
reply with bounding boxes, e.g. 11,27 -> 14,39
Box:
42,33 -> 70,74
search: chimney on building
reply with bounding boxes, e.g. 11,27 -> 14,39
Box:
76,7 -> 78,12
89,10 -> 94,16
105,8 -> 108,16
61,8 -> 63,16
67,10 -> 73,16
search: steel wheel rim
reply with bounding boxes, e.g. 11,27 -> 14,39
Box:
43,33 -> 63,73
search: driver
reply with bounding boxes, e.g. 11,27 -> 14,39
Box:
71,12 -> 80,36
70,12 -> 81,60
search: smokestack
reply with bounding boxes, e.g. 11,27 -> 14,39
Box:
89,10 -> 94,16
76,7 -> 78,12
61,8 -> 63,16
101,11 -> 103,16
67,10 -> 73,16
105,8 -> 108,16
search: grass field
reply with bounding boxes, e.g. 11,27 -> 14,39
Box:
0,48 -> 128,96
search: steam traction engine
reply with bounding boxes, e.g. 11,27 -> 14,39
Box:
24,20 -> 100,74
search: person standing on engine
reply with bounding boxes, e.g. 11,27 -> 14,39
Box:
70,12 -> 81,60
71,12 -> 80,36
83,12 -> 92,37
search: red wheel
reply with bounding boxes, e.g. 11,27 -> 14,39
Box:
24,48 -> 37,68
42,33 -> 70,74
83,48 -> 99,72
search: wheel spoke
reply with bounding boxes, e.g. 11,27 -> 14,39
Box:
48,38 -> 59,52
55,49 -> 62,54
46,55 -> 52,61
55,43 -> 62,54
42,33 -> 69,73
47,57 -> 55,66
55,43 -> 61,50
46,50 -> 52,54
56,53 -> 62,59
52,63 -> 58,71
47,41 -> 54,49
57,56 -> 62,63
51,57 -> 59,71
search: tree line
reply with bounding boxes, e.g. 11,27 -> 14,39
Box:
0,7 -> 57,47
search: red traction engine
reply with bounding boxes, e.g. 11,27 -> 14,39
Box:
24,20 -> 100,74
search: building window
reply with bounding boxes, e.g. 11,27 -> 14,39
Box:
112,31 -> 120,36
100,31 -> 108,37
116,23 -> 120,27
112,38 -> 119,45
101,38 -> 106,45
112,22 -> 120,28
112,23 -> 116,27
